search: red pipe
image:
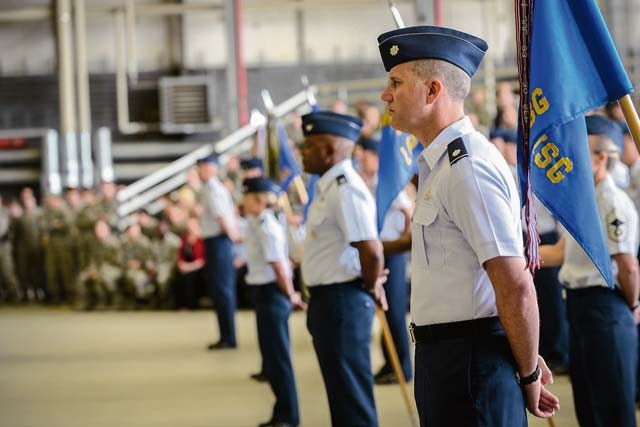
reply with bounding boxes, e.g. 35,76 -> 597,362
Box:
234,0 -> 249,125
434,0 -> 444,26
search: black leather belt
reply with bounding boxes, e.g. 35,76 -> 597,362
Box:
308,279 -> 363,295
410,317 -> 503,343
565,286 -> 617,295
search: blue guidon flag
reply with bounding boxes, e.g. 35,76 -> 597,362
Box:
276,124 -> 302,191
516,0 -> 634,286
303,103 -> 320,221
376,113 -> 421,232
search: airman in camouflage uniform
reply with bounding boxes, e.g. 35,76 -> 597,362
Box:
98,181 -> 119,229
41,195 -> 74,303
76,189 -> 101,271
64,187 -> 83,277
138,210 -> 160,240
0,195 -> 20,302
151,220 -> 181,308
75,219 -> 122,310
14,188 -> 43,302
120,222 -> 155,308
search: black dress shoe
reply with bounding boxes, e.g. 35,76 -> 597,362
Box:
206,341 -> 237,350
250,371 -> 268,382
374,371 -> 398,385
257,421 -> 294,427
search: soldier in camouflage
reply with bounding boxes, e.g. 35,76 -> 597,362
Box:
41,194 -> 74,303
75,219 -> 122,310
151,220 -> 181,308
120,222 -> 155,308
0,195 -> 20,303
14,188 -> 43,302
76,189 -> 101,271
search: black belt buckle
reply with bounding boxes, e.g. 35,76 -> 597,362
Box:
408,323 -> 416,343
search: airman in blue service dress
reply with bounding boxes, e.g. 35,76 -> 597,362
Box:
542,115 -> 639,427
242,177 -> 303,427
358,137 -> 413,384
377,25 -> 560,426
300,111 -> 385,427
197,154 -> 239,349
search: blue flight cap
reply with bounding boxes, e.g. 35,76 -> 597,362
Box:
240,157 -> 264,170
242,177 -> 280,195
196,154 -> 219,165
586,115 -> 624,152
489,128 -> 518,144
301,111 -> 363,142
358,137 -> 380,153
377,25 -> 488,76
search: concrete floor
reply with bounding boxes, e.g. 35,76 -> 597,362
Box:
0,307 -> 620,427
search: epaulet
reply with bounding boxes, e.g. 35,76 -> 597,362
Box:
447,137 -> 469,166
336,174 -> 348,185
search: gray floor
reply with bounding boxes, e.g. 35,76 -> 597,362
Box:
0,307 -> 621,427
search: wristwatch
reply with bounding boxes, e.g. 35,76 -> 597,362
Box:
516,365 -> 541,386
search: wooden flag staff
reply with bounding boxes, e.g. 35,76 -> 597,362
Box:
619,95 -> 640,152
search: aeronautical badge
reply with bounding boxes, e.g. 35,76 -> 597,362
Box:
606,209 -> 628,242
447,138 -> 469,166
390,45 -> 400,56
336,175 -> 348,185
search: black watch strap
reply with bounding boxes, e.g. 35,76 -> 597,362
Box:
517,365 -> 541,386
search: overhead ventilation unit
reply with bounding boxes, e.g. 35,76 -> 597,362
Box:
159,75 -> 217,134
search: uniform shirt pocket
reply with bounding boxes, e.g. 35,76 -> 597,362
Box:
412,201 -> 444,268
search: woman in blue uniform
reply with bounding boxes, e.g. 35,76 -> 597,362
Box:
242,177 -> 306,427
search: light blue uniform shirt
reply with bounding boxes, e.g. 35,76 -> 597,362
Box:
411,116 -> 524,326
199,176 -> 237,239
559,174 -> 639,289
302,159 -> 378,287
245,209 -> 291,286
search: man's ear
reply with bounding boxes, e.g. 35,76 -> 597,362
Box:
426,78 -> 444,104
323,139 -> 336,158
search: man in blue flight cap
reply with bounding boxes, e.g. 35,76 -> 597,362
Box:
196,154 -> 240,350
540,114 -> 639,427
376,25 -> 560,425
357,136 -> 413,385
240,156 -> 265,180
300,110 -> 387,426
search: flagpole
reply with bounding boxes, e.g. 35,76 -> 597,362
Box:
292,176 -> 308,205
375,305 -> 419,427
619,95 -> 640,152
388,1 -> 405,28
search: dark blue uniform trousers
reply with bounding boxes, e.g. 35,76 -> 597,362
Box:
307,283 -> 378,427
379,253 -> 412,379
566,287 -> 638,427
255,284 -> 300,426
534,232 -> 568,367
414,328 -> 526,427
204,235 -> 237,346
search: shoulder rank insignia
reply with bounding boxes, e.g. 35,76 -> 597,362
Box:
336,174 -> 348,185
606,209 -> 628,242
447,137 -> 469,166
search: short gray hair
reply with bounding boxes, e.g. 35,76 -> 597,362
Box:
591,134 -> 620,171
411,59 -> 471,102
